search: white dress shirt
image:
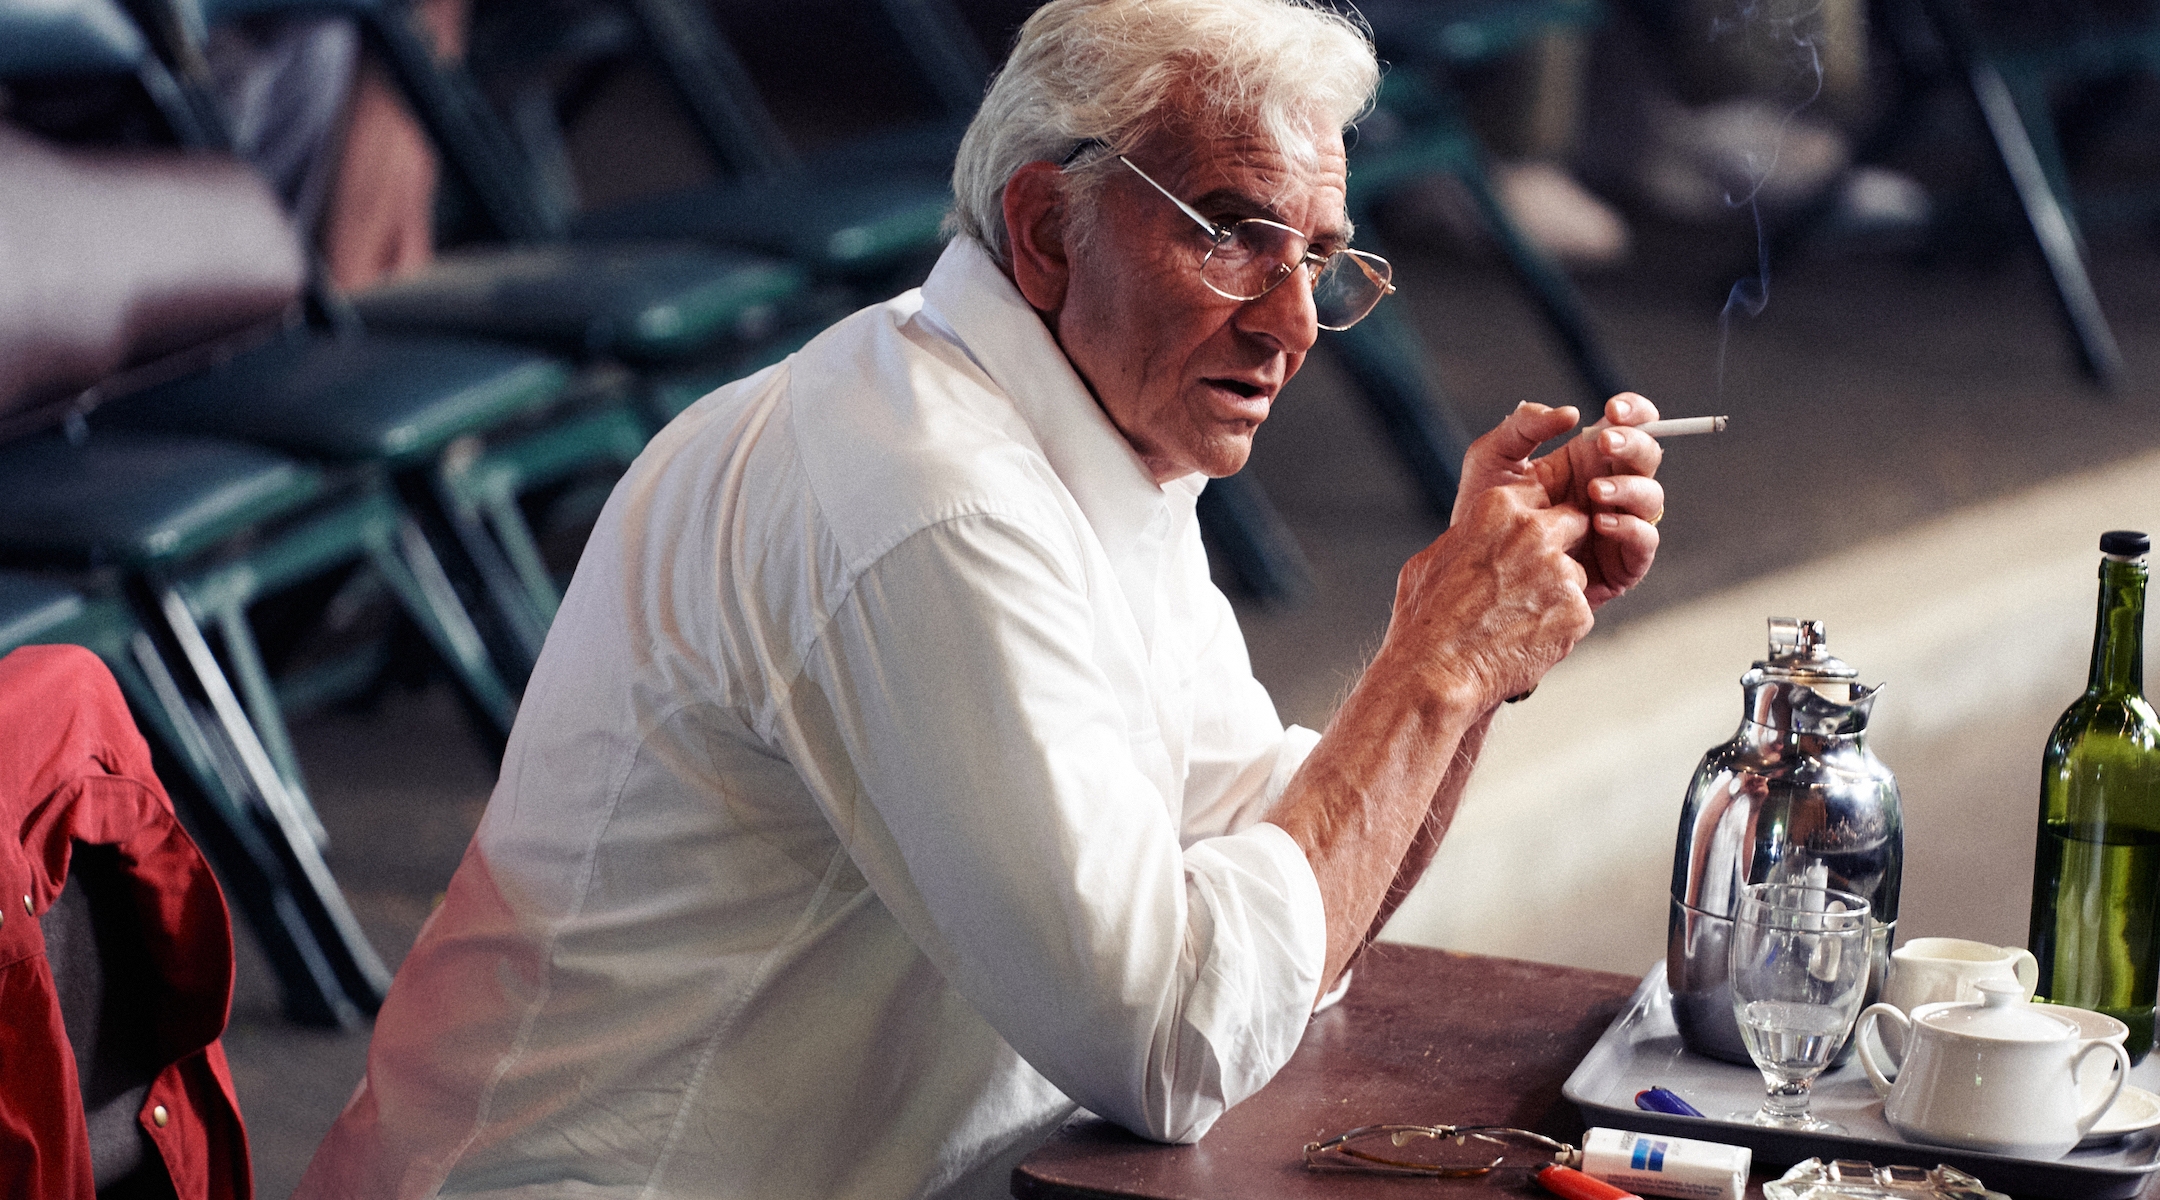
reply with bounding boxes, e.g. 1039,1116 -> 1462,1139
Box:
297,238 -> 1328,1200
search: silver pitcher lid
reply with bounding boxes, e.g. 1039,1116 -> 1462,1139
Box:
1757,618 -> 1859,683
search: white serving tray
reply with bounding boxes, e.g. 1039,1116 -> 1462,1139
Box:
1563,965 -> 2160,1200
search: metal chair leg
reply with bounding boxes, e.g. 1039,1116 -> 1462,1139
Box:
872,0 -> 991,117
1450,160 -> 1633,404
159,590 -> 336,860
207,600 -> 328,847
433,404 -> 657,668
363,507 -> 522,738
34,589 -> 368,1028
1907,0 -> 2125,385
627,0 -> 798,175
146,590 -> 393,1023
1325,300 -> 1476,519
1968,61 -> 2124,384
114,627 -> 375,1028
421,479 -> 552,680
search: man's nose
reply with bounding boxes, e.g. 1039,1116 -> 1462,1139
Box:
1235,267 -> 1321,355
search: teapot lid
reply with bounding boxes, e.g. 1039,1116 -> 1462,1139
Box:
1916,979 -> 2076,1042
1757,618 -> 1859,682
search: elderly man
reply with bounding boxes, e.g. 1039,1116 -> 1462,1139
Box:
298,1 -> 1664,1197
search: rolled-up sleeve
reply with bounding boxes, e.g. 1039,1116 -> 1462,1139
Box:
782,511 -> 1326,1143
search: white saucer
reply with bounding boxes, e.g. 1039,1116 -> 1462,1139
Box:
2079,1085 -> 2160,1148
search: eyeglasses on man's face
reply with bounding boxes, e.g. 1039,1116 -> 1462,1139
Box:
1112,153 -> 1395,331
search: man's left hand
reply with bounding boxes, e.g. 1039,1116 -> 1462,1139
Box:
1452,393 -> 1664,610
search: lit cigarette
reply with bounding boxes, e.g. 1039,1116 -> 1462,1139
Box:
1577,415 -> 1729,439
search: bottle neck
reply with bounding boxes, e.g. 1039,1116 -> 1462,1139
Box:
2088,557 -> 2148,696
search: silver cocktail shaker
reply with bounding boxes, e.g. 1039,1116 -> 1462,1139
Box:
1668,618 -> 1902,1064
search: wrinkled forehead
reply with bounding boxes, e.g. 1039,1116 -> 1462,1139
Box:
1139,119 -> 1353,237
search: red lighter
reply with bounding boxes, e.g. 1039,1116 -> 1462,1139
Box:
1537,1164 -> 1643,1200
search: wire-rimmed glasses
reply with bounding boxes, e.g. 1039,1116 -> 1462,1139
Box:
1303,1124 -> 1576,1178
1729,882 -> 1874,1132
1111,153 -> 1395,331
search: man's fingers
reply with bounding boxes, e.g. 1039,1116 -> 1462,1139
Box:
1589,512 -> 1661,606
1539,497 -> 1592,552
1567,394 -> 1664,486
1602,393 -> 1660,428
1454,404 -> 1587,525
1593,425 -> 1663,477
1479,403 -> 1581,465
1586,474 -> 1664,522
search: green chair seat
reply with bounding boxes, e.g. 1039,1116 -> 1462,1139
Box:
103,331 -> 571,467
0,430 -> 324,567
0,573 -> 89,648
349,244 -> 808,364
572,173 -> 954,277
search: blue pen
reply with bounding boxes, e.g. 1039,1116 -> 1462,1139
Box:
1635,1087 -> 1705,1117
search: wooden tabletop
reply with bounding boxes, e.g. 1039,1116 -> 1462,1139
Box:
1013,943 -> 1641,1200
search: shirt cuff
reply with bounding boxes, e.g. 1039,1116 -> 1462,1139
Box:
1264,723 -> 1321,810
1237,818 -> 1328,1008
1314,968 -> 1353,1014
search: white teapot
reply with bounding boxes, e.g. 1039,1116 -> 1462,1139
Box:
1857,979 -> 2128,1159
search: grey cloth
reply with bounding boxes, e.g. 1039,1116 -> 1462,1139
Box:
204,14 -> 360,243
0,120 -> 307,436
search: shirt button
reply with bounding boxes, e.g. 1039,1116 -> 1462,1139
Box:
151,1105 -> 169,1128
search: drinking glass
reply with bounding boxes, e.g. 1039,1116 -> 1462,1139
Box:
1729,882 -> 1874,1131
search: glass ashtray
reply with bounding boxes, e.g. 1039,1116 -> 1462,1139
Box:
1764,1158 -> 2010,1200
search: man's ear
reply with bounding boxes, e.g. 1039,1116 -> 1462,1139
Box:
1002,160 -> 1072,315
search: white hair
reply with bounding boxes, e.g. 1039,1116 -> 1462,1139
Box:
948,0 -> 1380,262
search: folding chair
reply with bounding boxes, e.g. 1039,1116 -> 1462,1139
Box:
0,2 -> 538,842
0,573 -> 389,1027
120,0 -> 820,658
498,0 -> 962,287
1902,0 -> 2154,383
1350,0 -> 1635,410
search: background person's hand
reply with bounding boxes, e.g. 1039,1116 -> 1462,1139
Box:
1450,394 -> 1664,610
320,0 -> 467,293
322,65 -> 437,292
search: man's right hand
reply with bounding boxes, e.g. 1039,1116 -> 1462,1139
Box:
1456,396 -> 1666,610
1382,473 -> 1594,713
1272,396 -> 1664,998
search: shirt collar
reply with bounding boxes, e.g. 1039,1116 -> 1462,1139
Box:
915,238 -> 1203,568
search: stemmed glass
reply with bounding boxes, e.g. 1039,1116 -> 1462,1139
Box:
1729,882 -> 1874,1132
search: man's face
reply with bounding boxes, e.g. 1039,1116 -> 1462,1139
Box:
1051,125 -> 1349,483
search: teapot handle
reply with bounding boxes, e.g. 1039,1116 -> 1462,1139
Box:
2009,948 -> 2040,997
1856,1003 -> 1907,1098
2074,1041 -> 2132,1137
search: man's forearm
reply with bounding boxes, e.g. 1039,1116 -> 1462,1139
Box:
1355,708 -> 1495,957
1270,659 -> 1486,996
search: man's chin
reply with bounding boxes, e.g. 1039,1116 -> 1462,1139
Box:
1197,439 -> 1255,479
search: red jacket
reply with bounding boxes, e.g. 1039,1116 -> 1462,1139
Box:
0,643 -> 252,1199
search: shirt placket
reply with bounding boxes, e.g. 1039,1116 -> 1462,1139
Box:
1137,506 -> 1195,815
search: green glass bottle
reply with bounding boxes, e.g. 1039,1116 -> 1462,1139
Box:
2029,530 -> 2160,1062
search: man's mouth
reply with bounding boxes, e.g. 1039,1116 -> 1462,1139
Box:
1203,378 -> 1275,429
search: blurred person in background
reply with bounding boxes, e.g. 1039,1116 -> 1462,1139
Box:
204,0 -> 466,290
295,2 -> 1667,1198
